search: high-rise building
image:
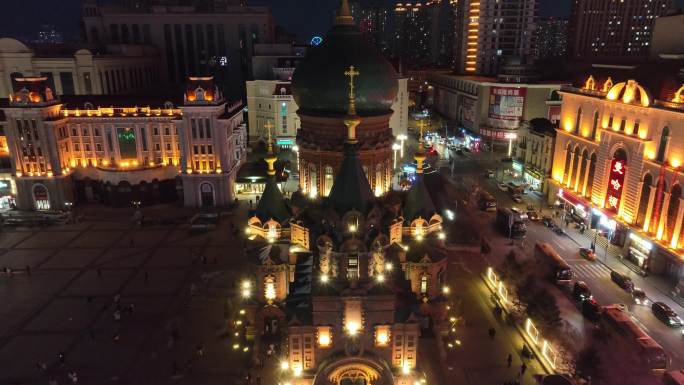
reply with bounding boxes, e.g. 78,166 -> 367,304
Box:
534,17 -> 568,59
568,0 -> 674,63
394,1 -> 459,67
82,0 -> 273,98
349,1 -> 391,53
454,0 -> 537,75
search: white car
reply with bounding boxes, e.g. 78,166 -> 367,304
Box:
498,183 -> 508,191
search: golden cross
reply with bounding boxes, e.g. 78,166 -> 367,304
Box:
417,119 -> 428,141
344,65 -> 360,114
264,120 -> 275,152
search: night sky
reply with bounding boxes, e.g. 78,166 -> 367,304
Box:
0,0 -> 681,43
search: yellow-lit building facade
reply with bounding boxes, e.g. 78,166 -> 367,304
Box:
1,76 -> 246,210
549,71 -> 684,282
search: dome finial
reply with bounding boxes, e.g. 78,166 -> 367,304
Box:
343,65 -> 361,144
336,0 -> 355,25
264,120 -> 277,176
415,119 -> 428,174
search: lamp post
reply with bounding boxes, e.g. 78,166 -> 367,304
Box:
397,134 -> 407,158
392,143 -> 401,170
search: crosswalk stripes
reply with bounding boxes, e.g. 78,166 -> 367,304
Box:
572,262 -> 612,279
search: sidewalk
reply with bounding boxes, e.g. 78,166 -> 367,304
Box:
515,188 -> 684,313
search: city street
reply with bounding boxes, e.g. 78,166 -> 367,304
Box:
446,148 -> 684,370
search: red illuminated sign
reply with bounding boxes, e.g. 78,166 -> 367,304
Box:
605,159 -> 626,213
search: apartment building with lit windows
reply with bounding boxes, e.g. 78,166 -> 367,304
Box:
568,0 -> 674,63
455,0 -> 537,75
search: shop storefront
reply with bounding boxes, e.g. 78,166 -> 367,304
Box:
523,168 -> 543,192
0,178 -> 15,209
626,232 -> 653,270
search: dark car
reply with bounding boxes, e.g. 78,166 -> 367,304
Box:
610,271 -> 634,292
582,298 -> 602,322
651,302 -> 683,327
552,225 -> 566,235
573,281 -> 592,301
632,288 -> 649,305
541,216 -> 554,227
579,248 -> 596,261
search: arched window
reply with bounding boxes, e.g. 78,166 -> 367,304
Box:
324,166 -> 333,196
657,127 -> 669,163
667,184 -> 682,241
636,173 -> 653,227
309,164 -> 318,196
563,143 -> 572,184
570,146 -> 581,190
420,275 -> 428,294
586,153 -> 597,198
577,149 -> 589,193
574,108 -> 582,134
591,111 -> 599,139
633,120 -> 641,137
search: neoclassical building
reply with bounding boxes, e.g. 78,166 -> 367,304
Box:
549,62 -> 684,281
1,75 -> 246,210
291,1 -> 398,198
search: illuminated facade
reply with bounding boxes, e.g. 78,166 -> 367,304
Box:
428,69 -> 563,152
455,0 -> 537,75
1,76 -> 246,210
549,68 -> 684,280
568,0 -> 673,62
238,4 -> 451,385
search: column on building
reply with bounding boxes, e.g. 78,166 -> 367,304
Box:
670,198 -> 684,248
643,185 -> 657,233
656,192 -> 671,240
581,156 -> 592,197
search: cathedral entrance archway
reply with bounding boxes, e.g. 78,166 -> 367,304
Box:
313,357 -> 393,385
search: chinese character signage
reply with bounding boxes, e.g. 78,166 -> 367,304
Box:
605,159 -> 626,213
489,87 -> 526,121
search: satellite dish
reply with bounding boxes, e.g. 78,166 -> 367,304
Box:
310,36 -> 323,46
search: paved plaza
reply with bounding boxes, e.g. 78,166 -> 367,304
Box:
0,205 -> 252,385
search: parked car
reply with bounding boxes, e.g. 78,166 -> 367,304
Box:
541,216 -> 555,227
651,302 -> 683,327
512,194 -> 523,203
510,207 -> 528,221
498,183 -> 508,192
579,248 -> 596,261
582,298 -> 602,322
610,271 -> 634,292
552,225 -> 566,235
485,169 -> 494,178
632,288 -> 649,305
573,281 -> 592,301
527,211 -> 540,221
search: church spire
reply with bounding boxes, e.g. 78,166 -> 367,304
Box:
264,120 -> 277,176
336,0 -> 354,26
343,65 -> 361,144
414,119 -> 428,174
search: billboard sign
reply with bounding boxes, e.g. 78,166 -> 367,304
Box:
489,87 -> 526,121
605,159 -> 626,213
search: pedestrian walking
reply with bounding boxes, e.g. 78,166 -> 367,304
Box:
58,351 -> 66,365
256,375 -> 261,385
488,327 -> 496,339
507,353 -> 512,368
114,310 -> 121,322
196,344 -> 205,357
520,363 -> 527,377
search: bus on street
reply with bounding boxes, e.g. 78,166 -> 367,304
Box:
534,242 -> 573,283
